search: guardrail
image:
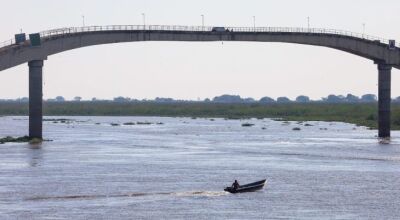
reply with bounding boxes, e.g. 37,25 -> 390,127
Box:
0,38 -> 14,48
0,25 -> 398,49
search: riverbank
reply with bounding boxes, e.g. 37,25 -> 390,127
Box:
1,102 -> 400,130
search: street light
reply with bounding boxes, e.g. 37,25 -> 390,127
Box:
82,15 -> 85,27
363,23 -> 366,38
142,13 -> 146,28
253,16 -> 256,31
201,14 -> 204,30
307,16 -> 310,30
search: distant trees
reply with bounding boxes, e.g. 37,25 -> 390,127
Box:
2,93 -> 388,103
155,97 -> 174,103
113,97 -> 131,102
213,95 -> 243,103
259,96 -> 275,103
394,97 -> 400,103
55,96 -> 65,102
296,95 -> 310,103
326,95 -> 343,103
16,97 -> 29,102
346,94 -> 359,102
361,94 -> 377,102
243,98 -> 256,103
277,97 -> 291,103
74,96 -> 82,102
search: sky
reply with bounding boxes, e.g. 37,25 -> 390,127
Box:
1,0 -> 400,100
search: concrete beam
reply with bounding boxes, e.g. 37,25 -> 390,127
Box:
378,63 -> 392,138
29,60 -> 43,139
2,30 -> 400,72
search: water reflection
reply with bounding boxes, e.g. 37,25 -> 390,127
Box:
27,143 -> 43,167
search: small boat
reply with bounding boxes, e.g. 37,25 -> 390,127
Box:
224,179 -> 267,194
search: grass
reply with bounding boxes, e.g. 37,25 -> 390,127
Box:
1,102 -> 400,130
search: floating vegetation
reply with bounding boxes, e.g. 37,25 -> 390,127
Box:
304,123 -> 313,127
76,120 -> 90,123
123,122 -> 135,125
320,128 -> 328,130
43,118 -> 74,124
95,123 -> 101,125
0,136 -> 30,144
136,121 -> 152,125
0,136 -> 50,144
292,127 -> 301,131
110,123 -> 120,126
209,119 -> 215,121
191,117 -> 197,119
156,122 -> 164,125
13,118 -> 28,121
261,127 -> 267,130
242,123 -> 255,127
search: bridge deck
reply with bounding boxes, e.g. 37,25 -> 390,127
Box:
1,25 -> 398,50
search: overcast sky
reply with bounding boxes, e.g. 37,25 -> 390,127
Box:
1,0 -> 400,100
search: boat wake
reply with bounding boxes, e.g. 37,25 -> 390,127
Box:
171,191 -> 229,197
26,191 -> 228,201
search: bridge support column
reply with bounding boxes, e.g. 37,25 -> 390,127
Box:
378,63 -> 392,138
29,60 -> 44,139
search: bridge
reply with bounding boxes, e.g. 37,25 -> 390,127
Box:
1,25 -> 399,139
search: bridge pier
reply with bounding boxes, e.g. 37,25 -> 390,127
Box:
29,60 -> 44,139
377,63 -> 392,138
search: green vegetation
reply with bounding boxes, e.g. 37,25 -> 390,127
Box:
0,136 -> 42,144
136,121 -> 153,125
242,123 -> 255,127
1,102 -> 400,130
43,118 -> 74,124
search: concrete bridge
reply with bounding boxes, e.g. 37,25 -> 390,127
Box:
0,25 -> 399,139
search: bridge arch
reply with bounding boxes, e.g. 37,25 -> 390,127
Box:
0,25 -> 399,138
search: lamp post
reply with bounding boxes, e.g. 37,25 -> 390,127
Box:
201,14 -> 204,31
142,13 -> 146,28
363,23 -> 366,38
82,15 -> 85,27
307,16 -> 310,30
253,16 -> 256,31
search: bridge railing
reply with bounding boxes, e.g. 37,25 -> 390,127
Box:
0,25 -> 397,49
0,38 -> 14,48
38,25 -> 395,46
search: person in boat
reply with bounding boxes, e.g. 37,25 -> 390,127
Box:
232,180 -> 240,190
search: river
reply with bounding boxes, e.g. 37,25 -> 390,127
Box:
0,116 -> 399,219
